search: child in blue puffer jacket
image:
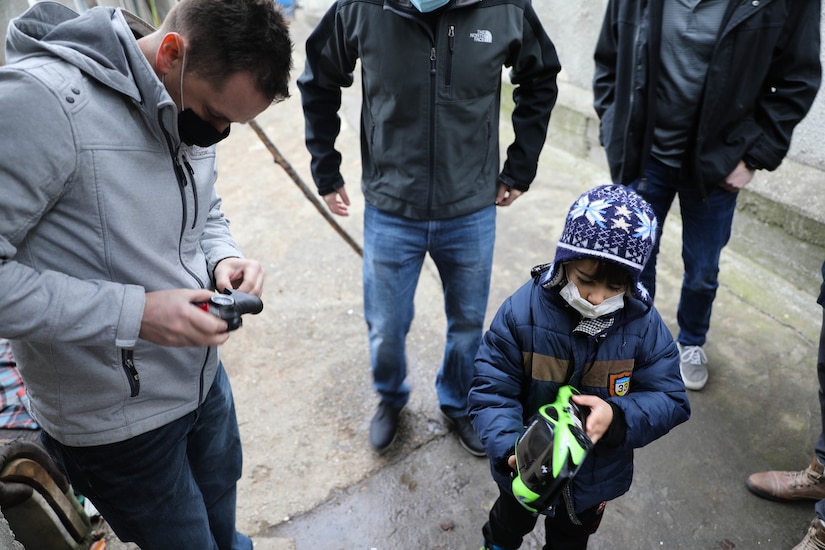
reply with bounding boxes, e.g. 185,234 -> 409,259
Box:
469,184 -> 690,549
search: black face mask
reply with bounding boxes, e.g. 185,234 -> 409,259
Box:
178,108 -> 230,147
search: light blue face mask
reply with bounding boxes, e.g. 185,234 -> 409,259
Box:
410,0 -> 450,13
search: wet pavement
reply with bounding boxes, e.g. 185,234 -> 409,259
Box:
95,8 -> 825,550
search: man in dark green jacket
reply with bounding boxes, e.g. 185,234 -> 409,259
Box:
298,0 -> 560,455
593,0 -> 821,392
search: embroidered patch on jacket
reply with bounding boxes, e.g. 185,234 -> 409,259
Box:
469,29 -> 492,43
609,372 -> 632,396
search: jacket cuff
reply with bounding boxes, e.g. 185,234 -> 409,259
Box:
115,284 -> 146,348
743,154 -> 763,171
494,450 -> 516,480
318,177 -> 345,197
600,401 -> 627,447
498,174 -> 529,193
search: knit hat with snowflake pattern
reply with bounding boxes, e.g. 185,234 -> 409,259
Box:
541,184 -> 658,305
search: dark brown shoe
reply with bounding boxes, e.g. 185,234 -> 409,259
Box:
792,518 -> 825,550
746,456 -> 825,502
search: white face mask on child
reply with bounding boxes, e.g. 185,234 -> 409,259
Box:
559,280 -> 626,319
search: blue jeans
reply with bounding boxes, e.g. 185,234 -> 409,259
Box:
630,158 -> 739,346
363,203 -> 495,417
41,363 -> 251,550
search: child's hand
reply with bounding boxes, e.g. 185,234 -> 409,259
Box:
507,454 -> 517,471
571,394 -> 614,444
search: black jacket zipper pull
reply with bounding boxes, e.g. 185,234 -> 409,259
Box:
446,25 -> 455,86
183,157 -> 199,228
121,349 -> 140,398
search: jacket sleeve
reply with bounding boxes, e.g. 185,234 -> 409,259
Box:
500,3 -> 561,192
745,0 -> 822,171
296,2 -> 357,196
469,293 -> 528,480
201,184 -> 244,283
0,69 -> 144,347
609,307 -> 691,450
592,0 -> 618,123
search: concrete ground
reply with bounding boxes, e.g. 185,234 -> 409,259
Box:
91,9 -> 825,550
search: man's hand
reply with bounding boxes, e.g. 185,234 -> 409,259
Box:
721,160 -> 755,192
214,257 -> 264,297
324,186 -> 351,216
572,394 -> 613,444
495,182 -> 523,206
140,288 -> 230,347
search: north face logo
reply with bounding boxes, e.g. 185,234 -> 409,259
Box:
469,29 -> 492,43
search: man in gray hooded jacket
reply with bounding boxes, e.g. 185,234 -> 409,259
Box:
0,0 -> 292,548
